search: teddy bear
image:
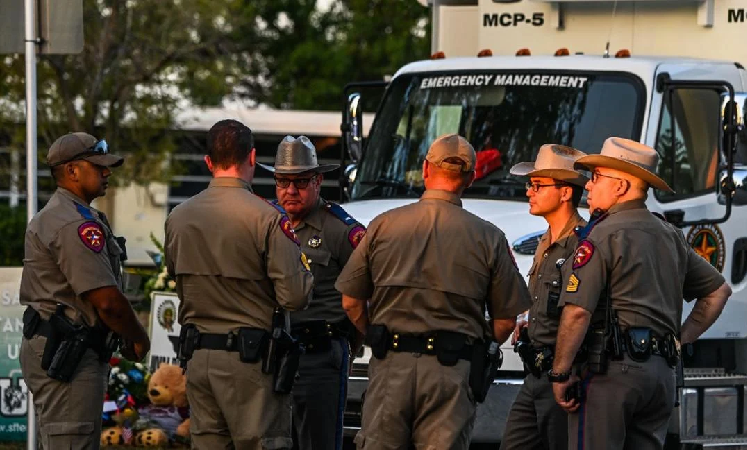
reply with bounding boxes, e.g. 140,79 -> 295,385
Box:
101,363 -> 190,447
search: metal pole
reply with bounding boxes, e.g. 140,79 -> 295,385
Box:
25,0 -> 38,447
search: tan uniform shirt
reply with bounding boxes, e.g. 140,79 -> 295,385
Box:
165,177 -> 313,334
20,188 -> 122,327
560,200 -> 725,336
527,212 -> 586,347
335,189 -> 531,339
290,198 -> 365,326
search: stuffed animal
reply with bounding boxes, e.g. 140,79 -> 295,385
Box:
101,363 -> 190,447
135,363 -> 191,446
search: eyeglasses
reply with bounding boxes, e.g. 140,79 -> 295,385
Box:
274,176 -> 315,189
590,170 -> 626,183
525,182 -> 566,193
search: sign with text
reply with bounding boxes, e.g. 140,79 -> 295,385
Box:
148,292 -> 181,371
0,267 -> 28,441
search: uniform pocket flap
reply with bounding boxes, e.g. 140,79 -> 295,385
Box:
303,248 -> 331,267
45,421 -> 95,436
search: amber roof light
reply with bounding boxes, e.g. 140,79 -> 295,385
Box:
615,49 -> 631,58
431,51 -> 446,60
516,48 -> 531,56
477,49 -> 493,58
555,48 -> 570,56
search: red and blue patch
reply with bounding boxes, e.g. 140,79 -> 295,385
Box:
572,240 -> 594,270
78,221 -> 105,253
279,215 -> 300,245
348,226 -> 366,249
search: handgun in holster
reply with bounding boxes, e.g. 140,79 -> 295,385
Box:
263,308 -> 301,394
177,324 -> 199,371
514,328 -> 539,377
470,340 -> 502,403
46,306 -> 89,382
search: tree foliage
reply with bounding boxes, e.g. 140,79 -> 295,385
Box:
0,0 -> 244,185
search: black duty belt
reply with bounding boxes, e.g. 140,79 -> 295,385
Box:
292,320 -> 350,353
389,332 -> 473,361
198,333 -> 240,351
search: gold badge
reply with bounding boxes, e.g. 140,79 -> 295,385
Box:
566,273 -> 579,293
308,236 -> 322,248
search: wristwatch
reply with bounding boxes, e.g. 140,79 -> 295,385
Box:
547,370 -> 571,383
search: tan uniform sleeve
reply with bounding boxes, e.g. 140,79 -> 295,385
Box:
50,220 -> 118,295
559,236 -> 608,313
165,216 -> 176,278
334,225 -> 374,300
487,235 -> 532,319
266,214 -> 314,311
682,245 -> 726,301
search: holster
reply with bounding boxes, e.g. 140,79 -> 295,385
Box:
469,340 -> 502,403
663,333 -> 681,367
585,327 -> 609,374
274,335 -> 302,394
46,307 -> 88,382
177,324 -> 199,370
366,324 -> 390,360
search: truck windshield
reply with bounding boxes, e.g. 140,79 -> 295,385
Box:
350,71 -> 645,201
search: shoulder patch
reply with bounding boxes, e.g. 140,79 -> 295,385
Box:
348,226 -> 366,249
566,273 -> 580,293
78,221 -> 105,253
324,202 -> 357,226
571,240 -> 594,270
75,202 -> 95,221
279,215 -> 300,245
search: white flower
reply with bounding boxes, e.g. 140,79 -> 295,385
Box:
167,280 -> 176,290
134,363 -> 144,371
154,279 -> 165,290
117,373 -> 129,383
108,377 -> 115,386
111,367 -> 120,374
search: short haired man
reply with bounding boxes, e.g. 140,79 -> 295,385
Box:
20,132 -> 150,450
336,134 -> 532,449
260,135 -> 365,450
165,120 -> 314,449
500,144 -> 588,450
551,137 -> 731,449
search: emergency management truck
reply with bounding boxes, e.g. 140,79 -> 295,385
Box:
339,0 -> 747,447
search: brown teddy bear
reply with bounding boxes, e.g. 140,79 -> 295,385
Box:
101,363 -> 190,447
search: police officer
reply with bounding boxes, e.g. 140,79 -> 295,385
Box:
259,135 -> 365,450
500,144 -> 588,450
165,120 -> 314,449
20,132 -> 151,450
550,137 -> 731,449
335,134 -> 532,450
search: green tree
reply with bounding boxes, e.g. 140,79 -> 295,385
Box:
236,0 -> 430,110
0,0 -> 245,185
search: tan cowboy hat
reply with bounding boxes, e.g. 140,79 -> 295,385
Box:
574,137 -> 673,193
510,144 -> 588,187
258,135 -> 339,174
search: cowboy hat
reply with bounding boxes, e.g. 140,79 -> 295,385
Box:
258,135 -> 339,174
574,137 -> 673,193
510,144 -> 588,187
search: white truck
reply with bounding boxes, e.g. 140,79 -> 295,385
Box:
339,0 -> 747,447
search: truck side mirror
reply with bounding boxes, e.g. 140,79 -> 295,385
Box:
718,166 -> 747,206
344,93 -> 364,163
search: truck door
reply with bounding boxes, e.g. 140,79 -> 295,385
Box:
649,76 -> 747,338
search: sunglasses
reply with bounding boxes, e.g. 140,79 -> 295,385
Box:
56,139 -> 109,165
274,176 -> 316,189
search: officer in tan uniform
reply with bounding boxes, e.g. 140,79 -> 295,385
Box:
550,137 -> 731,450
500,144 -> 588,450
335,134 -> 532,450
165,120 -> 314,449
20,132 -> 151,450
259,136 -> 365,450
